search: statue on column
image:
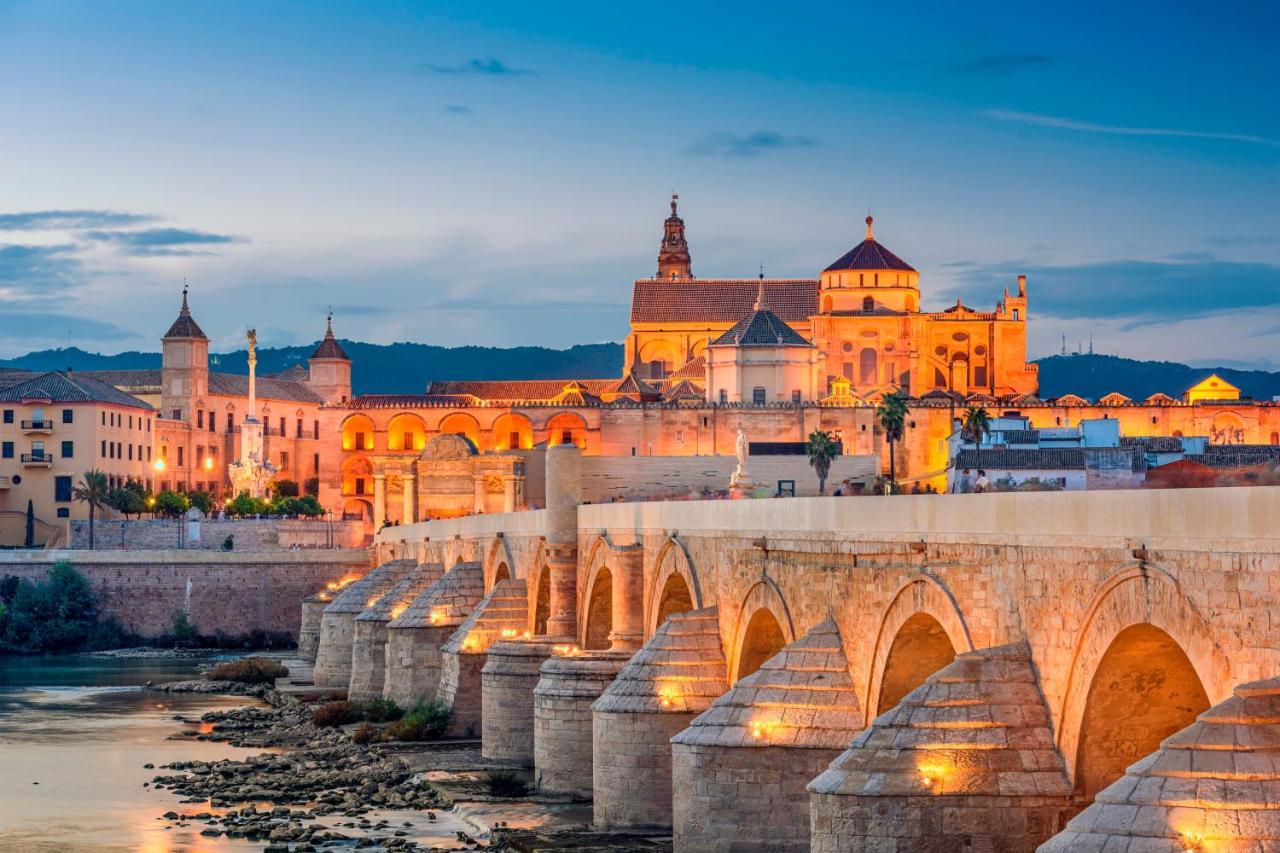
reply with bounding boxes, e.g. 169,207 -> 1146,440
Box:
227,327 -> 275,497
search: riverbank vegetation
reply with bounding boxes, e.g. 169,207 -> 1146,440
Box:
207,657 -> 289,683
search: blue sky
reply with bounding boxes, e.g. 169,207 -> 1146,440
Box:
1,1 -> 1278,366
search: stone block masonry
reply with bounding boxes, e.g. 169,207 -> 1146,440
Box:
383,562 -> 485,708
481,638 -> 561,764
312,559 -> 415,689
0,548 -> 369,639
436,577 -> 528,738
534,651 -> 629,798
348,564 -> 444,703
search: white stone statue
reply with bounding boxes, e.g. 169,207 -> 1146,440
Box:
730,429 -> 751,489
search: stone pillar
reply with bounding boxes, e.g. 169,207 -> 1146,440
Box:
544,443 -> 582,638
382,562 -> 481,708
401,472 -> 415,525
534,650 -> 629,797
298,590 -> 334,661
609,545 -> 644,652
372,473 -> 386,530
592,607 -> 727,831
437,577 -> 528,738
348,563 -> 443,704
312,559 -> 413,690
671,618 -> 862,853
472,474 -> 485,514
809,643 -> 1073,853
502,476 -> 516,513
481,638 -> 560,764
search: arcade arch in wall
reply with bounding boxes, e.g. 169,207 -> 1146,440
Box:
728,579 -> 796,684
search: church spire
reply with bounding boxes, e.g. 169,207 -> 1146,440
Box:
754,267 -> 766,311
164,283 -> 207,340
657,192 -> 693,280
865,214 -> 874,241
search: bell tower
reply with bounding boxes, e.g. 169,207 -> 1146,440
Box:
160,286 -> 209,422
656,193 -> 693,280
306,311 -> 353,404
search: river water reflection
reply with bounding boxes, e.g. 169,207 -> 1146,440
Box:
0,654 -> 271,852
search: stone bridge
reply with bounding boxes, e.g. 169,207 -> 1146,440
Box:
305,446 -> 1280,851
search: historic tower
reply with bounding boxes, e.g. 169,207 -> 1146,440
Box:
159,287 -> 209,422
306,313 -> 353,404
656,193 -> 693,280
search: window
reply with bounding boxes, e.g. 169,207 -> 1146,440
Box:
209,411 -> 215,433
403,431 -> 413,450
61,440 -> 73,458
561,429 -> 573,445
197,410 -> 204,429
3,409 -> 12,424
172,409 -> 181,420
227,412 -> 234,432
62,409 -> 73,424
354,431 -> 366,450
863,296 -> 874,311
313,420 -> 319,439
101,411 -> 106,426
508,431 -> 520,450
147,418 -> 151,432
313,452 -> 319,473
32,440 -> 46,459
792,389 -> 802,403
718,389 -> 728,404
57,507 -> 69,518
196,445 -> 204,464
860,348 -> 878,384
1,441 -> 12,458
355,477 -> 366,495
177,446 -> 184,466
101,439 -> 107,457
55,476 -> 72,502
280,451 -> 289,469
297,418 -> 303,438
752,387 -> 766,406
147,446 -> 152,461
279,417 -> 285,435
1012,309 -> 1020,321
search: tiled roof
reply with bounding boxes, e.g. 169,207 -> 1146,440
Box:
823,238 -> 915,273
956,448 -> 1087,470
0,371 -> 153,409
426,379 -> 615,402
272,364 -> 310,382
1187,451 -> 1280,469
81,369 -> 162,391
208,372 -> 324,404
630,279 -> 818,324
1001,429 -> 1039,444
606,371 -> 659,396
670,355 -> 706,380
1120,436 -> 1184,453
1203,443 -> 1280,456
710,308 -> 813,348
311,319 -> 349,361
322,559 -> 416,615
661,379 -> 705,402
164,292 -> 207,339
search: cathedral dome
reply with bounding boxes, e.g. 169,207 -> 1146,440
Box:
824,216 -> 916,273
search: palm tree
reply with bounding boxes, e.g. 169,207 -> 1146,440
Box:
961,406 -> 991,446
72,469 -> 109,550
805,430 -> 841,495
877,392 -> 910,494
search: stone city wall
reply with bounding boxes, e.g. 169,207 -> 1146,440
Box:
69,518 -> 365,551
0,549 -> 370,638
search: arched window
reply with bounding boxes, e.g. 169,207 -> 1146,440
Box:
859,348 -> 877,384
862,296 -> 874,311
1012,309 -> 1020,321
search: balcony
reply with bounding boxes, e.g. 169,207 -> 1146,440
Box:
21,419 -> 54,434
21,452 -> 53,467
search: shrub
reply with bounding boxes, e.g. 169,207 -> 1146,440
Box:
484,771 -> 529,798
363,697 -> 404,723
382,700 -> 451,741
312,700 -> 363,728
351,722 -> 379,745
207,657 -> 289,684
227,491 -> 268,517
153,490 -> 190,518
1,562 -> 99,653
272,479 -> 300,498
186,490 -> 214,515
170,610 -> 200,646
294,494 -> 324,517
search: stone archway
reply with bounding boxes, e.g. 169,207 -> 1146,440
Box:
646,538 -> 702,637
728,579 -> 796,684
1055,565 -> 1229,788
483,537 -> 515,592
876,612 -> 957,713
1073,623 -> 1209,801
581,566 -> 613,650
531,563 -> 551,635
864,573 -> 975,720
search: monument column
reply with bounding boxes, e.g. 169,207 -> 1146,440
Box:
544,444 -> 582,638
372,472 -> 386,530
609,545 -> 644,652
401,471 -> 415,525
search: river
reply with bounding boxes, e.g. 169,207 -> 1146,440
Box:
0,654 -> 275,852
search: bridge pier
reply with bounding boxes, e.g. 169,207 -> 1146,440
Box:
533,650 -> 630,797
808,643 -> 1073,853
349,563 -> 443,703
481,638 -> 562,763
313,559 -> 415,689
437,577 -> 528,738
1041,676 -> 1280,851
298,589 -> 335,661
382,562 -> 483,709
591,606 -> 727,831
671,617 -> 862,853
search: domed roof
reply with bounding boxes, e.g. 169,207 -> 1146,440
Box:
824,216 -> 915,273
710,308 -> 811,348
163,288 -> 208,340
310,313 -> 349,360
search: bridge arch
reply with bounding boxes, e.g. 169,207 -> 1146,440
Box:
728,578 -> 797,684
1056,564 -> 1228,795
646,537 -> 703,637
521,539 -> 551,635
483,537 -> 515,592
580,554 -> 613,650
864,573 -> 975,720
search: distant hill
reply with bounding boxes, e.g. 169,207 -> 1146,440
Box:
1035,354 -> 1280,402
3,345 -> 1278,402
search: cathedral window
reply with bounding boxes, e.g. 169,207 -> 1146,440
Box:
842,342 -> 853,353
752,387 -> 766,406
859,349 -> 877,384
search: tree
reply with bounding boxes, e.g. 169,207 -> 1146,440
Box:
228,491 -> 267,517
72,469 -> 109,550
877,392 -> 910,494
304,477 -> 320,497
24,499 -> 35,548
805,430 -> 841,496
961,406 -> 991,446
1,561 -> 99,653
272,478 -> 300,498
294,494 -> 323,517
153,490 -> 190,518
109,486 -> 147,519
186,490 -> 214,515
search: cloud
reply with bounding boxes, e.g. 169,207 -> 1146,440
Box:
686,130 -> 818,158
938,257 -> 1280,328
83,227 -> 246,256
442,104 -> 472,115
416,57 -> 534,76
0,210 -> 156,231
983,109 -> 1280,147
958,54 -> 1054,74
0,310 -> 136,342
0,243 -> 83,294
